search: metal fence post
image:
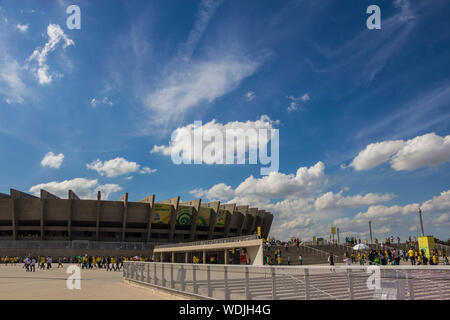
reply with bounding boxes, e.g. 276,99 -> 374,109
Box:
154,263 -> 157,285
245,266 -> 251,300
170,263 -> 174,289
304,268 -> 310,300
147,263 -> 150,283
271,267 -> 277,300
406,270 -> 415,300
141,263 -> 144,281
161,263 -> 166,287
180,265 -> 185,292
207,265 -> 212,297
347,268 -> 354,300
224,266 -> 230,299
192,264 -> 198,294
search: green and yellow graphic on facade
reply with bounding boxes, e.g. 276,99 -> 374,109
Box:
197,207 -> 212,226
176,205 -> 193,225
152,203 -> 172,224
215,209 -> 227,227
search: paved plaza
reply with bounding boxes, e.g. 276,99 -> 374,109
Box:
0,265 -> 185,300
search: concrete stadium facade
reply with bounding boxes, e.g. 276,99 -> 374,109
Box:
0,189 -> 273,244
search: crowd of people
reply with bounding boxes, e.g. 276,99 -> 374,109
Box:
330,247 -> 448,266
0,255 -> 152,272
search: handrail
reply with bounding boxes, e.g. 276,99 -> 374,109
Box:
153,234 -> 259,249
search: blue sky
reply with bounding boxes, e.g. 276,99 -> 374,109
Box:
0,0 -> 449,241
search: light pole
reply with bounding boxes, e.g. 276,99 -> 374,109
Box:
369,220 -> 373,245
418,207 -> 425,237
337,228 -> 340,244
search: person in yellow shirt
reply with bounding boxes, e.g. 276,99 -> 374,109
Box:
408,249 -> 415,265
432,254 -> 439,265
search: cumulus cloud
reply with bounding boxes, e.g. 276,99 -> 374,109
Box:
350,133 -> 450,171
40,152 -> 64,169
16,24 -> 29,33
29,178 -> 122,200
350,140 -> 404,170
314,191 -> 396,210
191,161 -> 327,205
151,115 -> 279,165
28,24 -> 74,84
86,157 -> 156,178
390,133 -> 450,170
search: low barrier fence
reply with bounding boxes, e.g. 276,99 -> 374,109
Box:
123,262 -> 450,300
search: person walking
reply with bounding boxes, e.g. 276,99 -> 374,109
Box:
46,256 -> 52,269
58,257 -> 63,268
30,257 -> 36,272
298,255 -> 303,265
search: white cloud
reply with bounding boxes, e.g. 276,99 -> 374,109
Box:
191,161 -> 327,206
29,178 -> 122,200
286,94 -> 310,113
86,157 -> 140,178
178,0 -> 224,62
151,115 -> 278,164
244,91 -> 255,101
350,140 -> 404,170
139,167 -> 157,174
41,152 -> 64,169
144,55 -> 264,125
314,191 -> 395,210
16,24 -> 29,33
28,24 -> 74,84
433,213 -> 450,226
350,133 -> 450,171
390,133 -> 450,170
86,157 -> 156,178
91,97 -> 113,108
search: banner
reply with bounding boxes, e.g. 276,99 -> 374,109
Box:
152,203 -> 172,224
418,236 -> 435,258
215,209 -> 227,227
331,227 -> 336,235
176,206 -> 193,225
197,207 -> 212,226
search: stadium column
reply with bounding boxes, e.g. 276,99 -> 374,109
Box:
171,251 -> 175,263
121,193 -> 128,242
238,206 -> 249,235
185,252 -> 188,263
168,196 -> 180,242
67,190 -> 80,241
223,204 -> 236,238
186,199 -> 201,241
95,191 -> 101,241
203,250 -> 206,264
9,197 -> 16,240
207,201 -> 220,240
224,249 -> 229,264
138,195 -> 155,242
40,195 -> 45,240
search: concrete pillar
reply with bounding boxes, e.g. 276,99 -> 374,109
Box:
10,198 -> 16,240
40,199 -> 45,240
185,252 -> 189,263
121,193 -> 128,242
160,252 -> 163,262
224,249 -> 229,264
203,250 -> 206,264
171,251 -> 175,263
95,191 -> 101,241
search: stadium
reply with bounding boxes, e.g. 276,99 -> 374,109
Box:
0,188 -> 273,257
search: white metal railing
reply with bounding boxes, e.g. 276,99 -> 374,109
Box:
154,235 -> 259,250
123,262 -> 450,300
